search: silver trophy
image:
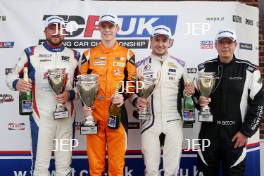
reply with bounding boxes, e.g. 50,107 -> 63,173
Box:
47,68 -> 68,119
77,74 -> 99,135
137,73 -> 160,120
197,72 -> 216,122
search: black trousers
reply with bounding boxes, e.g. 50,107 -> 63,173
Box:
196,123 -> 246,176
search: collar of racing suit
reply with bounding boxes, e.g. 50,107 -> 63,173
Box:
217,54 -> 236,66
98,40 -> 119,53
151,52 -> 169,64
43,41 -> 65,52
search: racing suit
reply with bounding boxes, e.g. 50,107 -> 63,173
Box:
80,41 -> 136,176
6,42 -> 80,176
135,53 -> 185,176
195,56 -> 264,176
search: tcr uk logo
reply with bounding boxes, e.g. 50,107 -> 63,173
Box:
43,15 -> 177,38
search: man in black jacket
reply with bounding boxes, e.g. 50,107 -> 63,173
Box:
195,29 -> 264,176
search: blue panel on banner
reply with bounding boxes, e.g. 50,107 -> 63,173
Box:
0,150 -> 260,176
116,15 -> 177,38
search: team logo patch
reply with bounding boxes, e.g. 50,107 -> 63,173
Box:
229,76 -> 242,80
61,56 -> 70,62
168,68 -> 176,76
40,59 -> 52,62
169,76 -> 176,80
168,68 -> 176,72
143,71 -> 154,76
167,62 -> 177,68
144,64 -> 151,71
95,57 -> 106,60
94,61 -> 106,66
39,54 -> 52,58
114,57 -> 125,61
113,62 -> 126,67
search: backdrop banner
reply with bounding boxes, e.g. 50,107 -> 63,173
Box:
0,1 -> 260,175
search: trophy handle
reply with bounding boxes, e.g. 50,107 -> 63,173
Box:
194,76 -> 200,92
62,73 -> 68,93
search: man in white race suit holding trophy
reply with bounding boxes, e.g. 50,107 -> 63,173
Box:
133,25 -> 195,176
6,16 -> 80,176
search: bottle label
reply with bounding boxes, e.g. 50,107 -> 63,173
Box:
108,115 -> 118,128
22,100 -> 33,113
183,109 -> 195,122
183,121 -> 194,128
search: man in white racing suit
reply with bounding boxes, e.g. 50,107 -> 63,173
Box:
132,25 -> 195,176
6,16 -> 80,176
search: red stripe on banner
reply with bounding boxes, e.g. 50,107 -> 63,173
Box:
73,151 -> 87,155
32,84 -> 40,118
246,142 -> 260,148
0,151 -> 30,155
126,150 -> 142,154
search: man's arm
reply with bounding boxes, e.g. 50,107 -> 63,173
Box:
240,69 -> 264,137
68,50 -> 81,101
77,49 -> 92,107
124,49 -> 137,101
6,48 -> 32,91
80,49 -> 91,75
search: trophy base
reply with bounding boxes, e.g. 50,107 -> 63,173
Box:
80,124 -> 98,135
53,111 -> 69,119
182,110 -> 195,123
107,115 -> 120,129
198,113 -> 213,122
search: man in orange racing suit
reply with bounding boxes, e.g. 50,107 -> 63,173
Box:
80,14 -> 137,176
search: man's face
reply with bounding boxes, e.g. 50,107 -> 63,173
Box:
99,22 -> 119,41
44,24 -> 64,46
215,38 -> 237,59
150,35 -> 171,56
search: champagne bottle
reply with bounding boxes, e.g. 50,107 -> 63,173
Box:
108,83 -> 121,129
19,67 -> 33,115
182,76 -> 195,124
183,94 -> 194,115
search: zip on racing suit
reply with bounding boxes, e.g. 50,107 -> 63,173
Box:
194,56 -> 264,176
134,53 -> 186,176
6,42 -> 80,176
80,41 -> 136,176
